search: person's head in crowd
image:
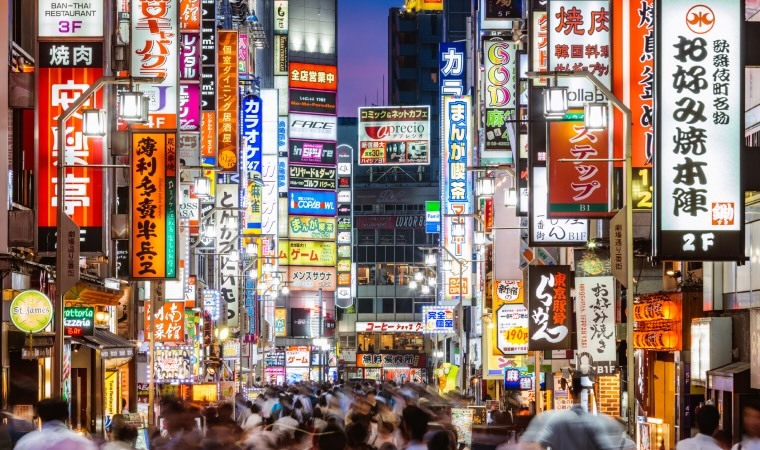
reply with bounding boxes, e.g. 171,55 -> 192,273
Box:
742,399 -> 760,439
696,404 -> 721,436
317,423 -> 347,450
346,421 -> 370,446
35,398 -> 69,424
428,429 -> 456,450
401,405 -> 429,443
113,423 -> 138,445
250,403 -> 261,415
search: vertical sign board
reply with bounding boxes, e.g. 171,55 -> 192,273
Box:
547,1 -> 611,108
217,30 -> 239,173
215,184 -> 240,327
274,0 -> 288,34
131,133 -> 178,279
439,42 -> 466,96
200,0 -> 217,167
530,167 -> 589,246
482,40 -> 517,165
547,119 -> 611,217
492,281 -> 529,355
575,276 -> 617,375
530,0 -> 548,85
655,0 -> 744,261
36,42 -> 105,253
261,89 -> 280,238
179,0 -> 201,31
336,146 -> 353,307
527,265 -> 573,351
131,0 -> 179,129
441,96 -> 473,305
241,95 -> 263,234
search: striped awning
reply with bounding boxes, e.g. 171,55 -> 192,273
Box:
74,328 -> 135,360
64,282 -> 124,307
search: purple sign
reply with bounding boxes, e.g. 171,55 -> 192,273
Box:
289,140 -> 336,166
241,94 -> 263,175
179,83 -> 201,131
180,32 -> 201,81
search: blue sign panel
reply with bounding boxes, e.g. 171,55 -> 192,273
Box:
240,94 -> 262,176
439,42 -> 466,96
288,189 -> 337,216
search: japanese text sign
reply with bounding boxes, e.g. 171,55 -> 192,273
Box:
275,308 -> 287,337
531,3 -> 548,85
548,1 -> 611,107
358,106 -> 431,166
241,94 -> 263,177
286,346 -> 310,367
131,0 -> 179,128
289,165 -> 337,190
288,216 -> 337,241
289,140 -> 336,166
287,266 -> 338,291
289,62 -> 337,91
215,184 -> 240,327
439,42 -> 466,96
357,353 -> 426,368
278,240 -> 337,267
355,322 -> 424,333
530,167 -> 589,245
180,0 -> 201,31
575,276 -> 616,374
654,0 -> 744,261
528,265 -> 573,351
145,303 -> 185,343
37,52 -> 104,253
548,118 -> 611,217
217,30 -> 239,172
422,306 -> 456,334
288,190 -> 337,216
130,132 -> 178,279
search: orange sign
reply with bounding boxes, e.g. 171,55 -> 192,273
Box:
145,302 -> 185,343
289,62 -> 338,91
131,132 -> 177,279
217,30 -> 239,172
180,0 -> 201,31
548,118 -> 610,218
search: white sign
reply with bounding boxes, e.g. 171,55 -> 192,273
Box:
262,155 -> 279,236
131,0 -> 179,125
355,322 -> 424,333
274,0 -> 288,34
422,306 -> 456,334
215,184 -> 240,327
548,1 -> 611,107
262,89 -> 279,155
289,113 -> 337,141
39,0 -> 104,37
531,167 -> 588,244
575,276 -> 616,374
286,346 -> 310,367
496,304 -> 529,355
337,191 -> 351,203
483,40 -> 517,110
655,0 -> 743,260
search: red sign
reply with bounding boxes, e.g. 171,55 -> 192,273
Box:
548,119 -> 610,217
37,66 -> 104,253
217,30 -> 239,172
355,215 -> 426,229
145,302 -> 185,343
289,62 -> 338,91
180,0 -> 201,31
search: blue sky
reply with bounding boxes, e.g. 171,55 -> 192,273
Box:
337,0 -> 401,116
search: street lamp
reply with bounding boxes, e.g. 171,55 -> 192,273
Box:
584,102 -> 609,131
118,90 -> 150,122
194,177 -> 212,198
527,69 -> 634,433
82,109 -> 107,137
476,177 -> 495,197
425,253 -> 437,266
543,84 -> 568,118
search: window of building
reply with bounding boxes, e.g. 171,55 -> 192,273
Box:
357,264 -> 375,285
377,264 -> 395,285
396,298 -> 414,314
358,229 -> 375,245
414,301 -> 434,314
357,298 -> 374,314
396,229 -> 413,245
378,229 -> 394,245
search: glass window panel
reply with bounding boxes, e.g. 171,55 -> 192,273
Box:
378,229 -> 394,245
357,264 -> 375,285
377,264 -> 395,285
381,298 -> 395,313
357,298 -> 374,314
396,298 -> 413,313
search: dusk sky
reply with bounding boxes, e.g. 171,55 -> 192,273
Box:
337,0 -> 401,117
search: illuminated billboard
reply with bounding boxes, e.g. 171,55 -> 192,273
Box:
358,106 -> 431,166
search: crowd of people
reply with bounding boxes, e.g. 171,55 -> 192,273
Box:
6,372 -> 760,450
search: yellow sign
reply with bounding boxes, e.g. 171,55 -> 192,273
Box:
404,0 -> 443,12
278,240 -> 337,267
104,371 -> 118,417
492,280 -> 523,307
10,290 -> 54,333
288,216 -> 337,240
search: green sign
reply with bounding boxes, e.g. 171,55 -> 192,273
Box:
63,307 -> 95,336
10,290 -> 54,333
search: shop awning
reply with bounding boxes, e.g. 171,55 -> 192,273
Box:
8,330 -> 55,359
74,328 -> 135,362
64,282 -> 124,307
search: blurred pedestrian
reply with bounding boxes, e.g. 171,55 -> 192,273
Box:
102,423 -> 138,450
427,429 -> 456,450
14,398 -> 98,450
732,399 -> 760,450
400,405 -> 429,450
676,404 -> 721,450
316,423 -> 347,450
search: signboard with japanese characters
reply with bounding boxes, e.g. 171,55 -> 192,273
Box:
288,190 -> 337,216
548,1 -> 611,108
289,165 -> 337,191
266,348 -> 286,366
356,353 -> 426,368
492,281 -> 528,355
289,62 -> 337,91
217,30 -> 239,172
215,184 -> 240,327
145,302 -> 185,343
154,345 -> 193,381
355,215 -> 425,230
442,96 -> 473,304
355,322 -> 424,333
288,216 -> 337,241
289,140 -> 336,166
130,132 -> 178,279
527,265 -> 573,351
39,0 -> 104,37
422,306 -> 456,334
180,0 -> 201,31
575,276 -> 616,374
439,42 -> 466,96
530,167 -> 589,246
483,39 -> 517,165
634,292 -> 682,351
547,118 -> 611,217
654,0 -> 744,261
286,346 -> 310,367
287,266 -> 337,291
492,280 -> 523,306
179,83 -> 201,131
289,89 -> 337,115
131,0 -> 179,128
37,42 -> 105,253
241,95 -> 263,178
357,106 -> 431,166
274,308 -> 287,337
278,241 -> 337,267
274,0 -> 288,33
481,0 -> 523,27
530,1 -> 548,86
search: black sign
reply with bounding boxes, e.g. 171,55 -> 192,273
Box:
484,0 -> 523,20
337,204 -> 351,216
116,239 -> 130,279
290,308 -> 311,337
527,265 -> 573,351
38,42 -> 104,68
266,348 -> 286,367
201,65 -> 216,111
289,89 -> 337,115
289,140 -> 336,165
276,35 -> 288,73
64,307 -> 95,336
289,165 -> 337,190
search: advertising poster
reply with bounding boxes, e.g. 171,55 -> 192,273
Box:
527,265 -> 573,351
288,190 -> 337,216
154,346 -> 193,381
278,241 -> 337,267
358,106 -> 431,166
289,62 -> 337,91
451,408 -> 474,446
575,276 -> 617,375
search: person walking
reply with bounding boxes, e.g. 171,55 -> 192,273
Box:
14,398 -> 98,450
732,400 -> 760,450
676,404 -> 722,450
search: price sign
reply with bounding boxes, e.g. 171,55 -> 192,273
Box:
504,326 -> 528,346
496,304 -> 529,355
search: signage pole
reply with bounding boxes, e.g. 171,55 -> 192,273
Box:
148,282 -> 157,427
534,350 -> 542,414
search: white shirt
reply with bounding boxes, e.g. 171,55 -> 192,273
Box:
242,413 -> 263,431
732,437 -> 760,450
14,421 -> 98,450
676,433 -> 723,450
